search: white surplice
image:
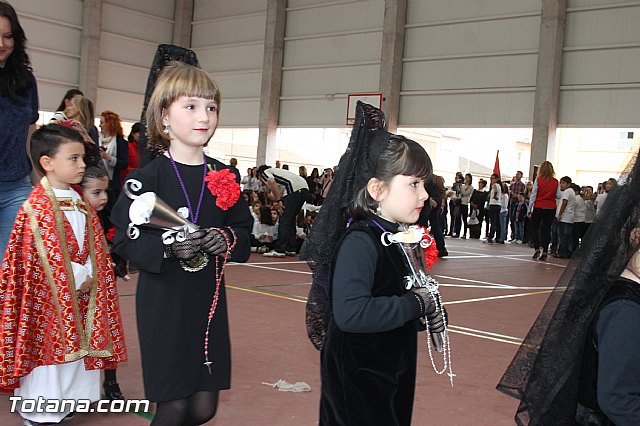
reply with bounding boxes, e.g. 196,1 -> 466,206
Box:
15,188 -> 100,423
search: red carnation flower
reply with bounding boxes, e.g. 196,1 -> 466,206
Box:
424,236 -> 439,269
417,225 -> 438,269
205,168 -> 241,210
105,227 -> 115,243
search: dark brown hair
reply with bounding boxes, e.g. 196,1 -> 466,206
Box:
350,136 -> 432,220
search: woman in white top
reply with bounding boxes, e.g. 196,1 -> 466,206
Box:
595,178 -> 618,215
570,184 -> 586,250
252,205 -> 276,252
500,182 -> 509,243
98,110 -> 128,199
485,173 -> 503,244
457,173 -> 475,239
241,167 -> 261,193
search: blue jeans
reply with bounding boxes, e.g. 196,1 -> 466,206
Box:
0,176 -> 32,260
500,210 -> 508,241
558,221 -> 574,258
515,221 -> 525,241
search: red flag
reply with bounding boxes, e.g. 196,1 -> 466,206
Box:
493,150 -> 501,178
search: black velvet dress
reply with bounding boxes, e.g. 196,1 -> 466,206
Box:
111,155 -> 252,402
320,217 -> 423,426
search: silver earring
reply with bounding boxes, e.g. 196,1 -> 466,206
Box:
163,125 -> 170,134
376,204 -> 382,215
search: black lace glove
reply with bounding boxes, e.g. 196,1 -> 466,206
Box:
111,251 -> 128,278
411,288 -> 447,333
114,258 -> 128,278
426,306 -> 446,334
201,228 -> 228,256
410,287 -> 437,317
165,229 -> 207,260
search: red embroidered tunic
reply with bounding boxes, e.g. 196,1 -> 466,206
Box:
0,178 -> 127,391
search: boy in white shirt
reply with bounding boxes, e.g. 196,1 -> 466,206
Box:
571,184 -> 586,249
556,176 -> 576,259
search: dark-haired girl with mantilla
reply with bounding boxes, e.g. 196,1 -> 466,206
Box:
301,103 -> 446,425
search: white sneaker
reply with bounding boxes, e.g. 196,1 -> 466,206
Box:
263,250 -> 285,258
285,251 -> 297,257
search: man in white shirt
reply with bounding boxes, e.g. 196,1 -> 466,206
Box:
556,176 -> 576,259
257,165 -> 311,257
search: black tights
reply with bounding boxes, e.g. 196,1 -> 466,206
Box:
530,208 -> 555,253
152,391 -> 219,426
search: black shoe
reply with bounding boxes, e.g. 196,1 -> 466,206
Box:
539,252 -> 548,262
532,249 -> 541,260
438,250 -> 448,257
103,380 -> 125,400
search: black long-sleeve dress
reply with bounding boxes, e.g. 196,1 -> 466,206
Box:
111,155 -> 252,402
320,215 -> 424,426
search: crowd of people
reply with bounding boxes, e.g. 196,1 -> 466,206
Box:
240,164 -> 330,257
419,165 -> 618,262
1,1 -> 638,425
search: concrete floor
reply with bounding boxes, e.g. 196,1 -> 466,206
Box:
0,237 -> 568,425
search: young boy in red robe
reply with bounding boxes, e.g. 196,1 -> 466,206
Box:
0,124 -> 127,425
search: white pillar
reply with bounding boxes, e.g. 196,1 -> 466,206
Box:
79,0 -> 102,102
378,0 -> 407,132
530,0 -> 566,179
257,0 -> 286,166
172,0 -> 193,48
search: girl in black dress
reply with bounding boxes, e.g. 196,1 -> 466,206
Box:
301,103 -> 446,425
112,62 -> 252,426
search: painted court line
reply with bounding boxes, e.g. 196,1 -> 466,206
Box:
442,253 -> 533,260
227,285 -> 306,302
232,260 -> 307,265
446,289 -> 557,305
231,266 -> 559,290
227,284 -> 547,347
235,263 -> 312,275
448,325 -> 523,343
438,283 -> 557,290
501,255 -> 568,268
251,282 -> 312,288
434,274 -> 518,288
446,328 -> 522,346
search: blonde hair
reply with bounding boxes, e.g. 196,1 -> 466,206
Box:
146,62 -> 221,152
537,161 -> 555,179
72,95 -> 94,132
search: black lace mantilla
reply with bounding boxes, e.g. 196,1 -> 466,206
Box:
299,101 -> 387,350
497,150 -> 640,425
138,44 -> 200,166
